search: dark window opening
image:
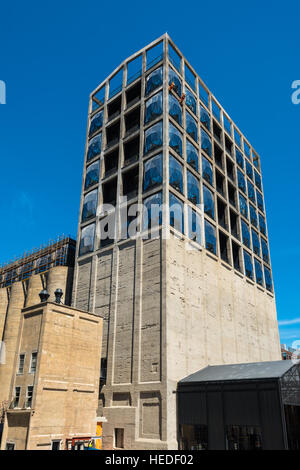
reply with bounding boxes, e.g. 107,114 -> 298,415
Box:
225,135 -> 233,155
126,81 -> 141,108
123,166 -> 139,199
226,158 -> 234,181
217,199 -> 227,230
100,357 -> 107,388
213,121 -> 222,143
228,182 -> 236,207
232,241 -> 241,271
230,210 -> 239,239
103,177 -> 117,206
214,143 -> 223,169
124,136 -> 139,165
219,231 -> 229,264
104,149 -> 118,176
106,121 -> 120,148
226,425 -> 262,450
125,107 -> 140,136
216,170 -> 224,196
108,96 -> 121,121
179,425 -> 208,451
115,428 -> 124,449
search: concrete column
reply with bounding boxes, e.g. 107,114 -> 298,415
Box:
25,274 -> 43,308
46,266 -> 73,305
0,287 -> 9,340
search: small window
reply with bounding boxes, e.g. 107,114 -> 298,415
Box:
237,170 -> 246,193
246,160 -> 253,180
169,68 -> 182,96
254,170 -> 262,190
185,89 -> 197,115
186,141 -> 199,171
145,92 -> 163,124
169,123 -> 183,156
202,156 -> 213,185
247,180 -> 256,204
144,121 -> 163,154
234,129 -> 241,148
26,385 -> 34,408
226,158 -> 234,181
114,428 -> 124,449
169,192 -> 184,233
122,166 -> 139,199
217,199 -> 227,230
236,148 -> 244,169
252,230 -> 260,256
51,440 -> 61,451
243,250 -> 253,280
256,190 -> 264,212
214,143 -> 223,169
201,129 -> 212,156
205,219 -> 216,255
13,387 -> 21,408
228,182 -> 236,207
18,354 -> 25,374
261,238 -> 269,263
219,231 -> 229,264
230,210 -> 239,239
239,194 -> 248,219
244,141 -> 251,159
145,66 -> 163,95
6,443 -> 15,451
169,93 -> 182,125
223,115 -> 231,135
215,170 -> 224,196
259,214 -> 266,236
241,220 -> 250,248
30,352 -> 38,373
79,223 -> 95,256
232,241 -> 241,271
264,266 -> 273,292
255,259 -> 263,286
187,171 -> 200,205
203,185 -> 215,219
249,204 -> 258,228
169,155 -> 183,193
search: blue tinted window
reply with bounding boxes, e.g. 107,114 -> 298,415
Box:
79,223 -> 95,256
144,121 -> 163,154
186,111 -> 198,142
252,230 -> 260,256
187,171 -> 200,205
239,193 -> 248,218
169,68 -> 182,96
89,111 -> 103,137
200,106 -> 210,131
243,250 -> 253,280
143,192 -> 162,230
169,123 -> 183,156
264,266 -> 273,292
255,259 -> 263,286
255,170 -> 262,190
145,92 -> 163,124
85,161 -> 100,190
236,149 -> 244,168
201,129 -> 212,156
82,189 -> 98,222
249,204 -> 257,227
188,207 -> 201,244
199,83 -> 209,107
186,141 -> 199,171
246,160 -> 253,180
185,89 -> 196,114
169,93 -> 182,125
87,133 -> 102,161
143,153 -> 163,191
202,156 -> 213,185
247,180 -> 256,204
261,238 -> 269,263
256,190 -> 264,212
244,141 -> 251,158
145,66 -> 163,95
169,192 -> 184,233
237,170 -> 246,193
205,219 -> 216,255
241,220 -> 250,248
169,155 -> 183,193
203,185 -> 215,219
259,214 -> 266,235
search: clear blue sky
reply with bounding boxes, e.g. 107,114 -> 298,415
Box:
0,1 -> 299,346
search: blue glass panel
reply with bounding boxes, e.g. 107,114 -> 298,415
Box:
241,220 -> 250,248
244,141 -> 251,158
144,121 -> 163,154
186,111 -> 198,142
188,207 -> 201,244
236,149 -> 244,168
239,193 -> 248,218
259,214 -> 266,235
249,204 -> 257,227
186,141 -> 199,171
169,68 -> 182,96
169,155 -> 183,193
185,89 -> 196,114
247,180 -> 255,203
169,123 -> 182,156
252,230 -> 260,256
243,250 -> 253,280
87,133 -> 102,161
143,153 -> 163,191
237,170 -> 246,193
145,66 -> 163,95
200,106 -> 210,131
145,92 -> 163,124
203,185 -> 215,219
261,238 -> 269,263
264,266 -> 273,292
246,160 -> 253,180
254,170 -> 262,190
187,171 -> 200,205
89,110 -> 103,137
201,129 -> 212,156
205,219 -> 216,255
85,160 -> 100,190
169,192 -> 184,233
256,190 -> 264,212
143,192 -> 162,230
169,93 -> 182,125
234,129 -> 241,148
255,259 -> 263,286
202,156 -> 213,185
146,42 -> 163,70
79,223 -> 95,255
82,189 -> 98,222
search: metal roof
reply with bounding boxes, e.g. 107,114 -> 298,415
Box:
179,360 -> 299,384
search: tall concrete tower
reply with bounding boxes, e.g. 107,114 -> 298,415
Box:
72,34 -> 281,449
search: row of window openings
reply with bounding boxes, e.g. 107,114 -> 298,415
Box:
17,352 -> 37,375
13,385 -> 34,409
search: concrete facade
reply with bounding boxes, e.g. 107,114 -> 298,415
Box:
72,34 -> 281,449
1,302 -> 102,450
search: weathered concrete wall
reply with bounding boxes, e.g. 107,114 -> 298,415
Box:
0,288 -> 8,340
